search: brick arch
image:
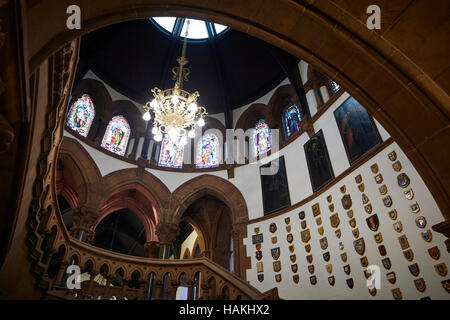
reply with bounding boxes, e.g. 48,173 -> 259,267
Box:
58,137 -> 102,205
96,186 -> 158,242
171,174 -> 248,224
95,168 -> 170,215
26,1 -> 449,217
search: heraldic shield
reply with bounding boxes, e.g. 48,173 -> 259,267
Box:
271,247 -> 280,260
353,238 -> 366,255
366,214 -> 379,232
301,229 -> 311,243
341,194 -> 352,209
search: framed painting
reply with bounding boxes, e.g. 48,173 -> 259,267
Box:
304,130 -> 335,192
260,156 -> 291,215
334,97 -> 382,164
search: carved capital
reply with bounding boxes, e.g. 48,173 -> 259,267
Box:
155,222 -> 179,245
72,206 -> 100,229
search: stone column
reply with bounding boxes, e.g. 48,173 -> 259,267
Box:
54,261 -> 69,288
319,85 -> 330,103
144,241 -> 160,258
153,280 -> 163,300
187,280 -> 195,300
139,280 -> 148,300
170,280 -> 179,300
155,222 -> 179,259
200,284 -> 209,300
70,206 -> 99,243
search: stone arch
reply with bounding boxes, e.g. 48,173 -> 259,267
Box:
25,1 -> 449,216
171,174 -> 248,224
98,169 -> 171,218
57,136 -> 102,206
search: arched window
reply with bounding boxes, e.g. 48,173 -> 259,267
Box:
329,79 -> 341,94
252,119 -> 271,157
66,94 -> 95,137
196,134 -> 220,168
282,104 -> 303,138
101,116 -> 131,156
158,136 -> 184,168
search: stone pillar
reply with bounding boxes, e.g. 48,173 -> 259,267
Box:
155,222 -> 179,259
153,280 -> 163,300
128,136 -> 141,160
200,284 -> 209,300
54,261 -> 68,288
170,280 -> 179,300
319,85 -> 330,103
70,206 -> 99,243
187,280 -> 195,300
144,241 -> 160,258
139,280 -> 148,300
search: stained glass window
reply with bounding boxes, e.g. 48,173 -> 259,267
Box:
158,136 -> 184,168
329,79 -> 341,94
196,134 -> 220,168
282,104 -> 303,138
66,94 -> 95,137
101,116 -> 131,156
253,119 -> 271,157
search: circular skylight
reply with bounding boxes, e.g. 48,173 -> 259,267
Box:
152,17 -> 229,40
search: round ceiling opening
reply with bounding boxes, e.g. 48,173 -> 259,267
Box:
152,17 -> 228,40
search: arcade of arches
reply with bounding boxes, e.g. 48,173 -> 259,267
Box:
0,1 -> 449,300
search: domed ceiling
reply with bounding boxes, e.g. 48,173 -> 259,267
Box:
74,17 -> 298,115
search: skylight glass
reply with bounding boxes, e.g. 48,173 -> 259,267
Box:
151,17 -> 229,40
180,19 -> 208,39
214,23 -> 227,34
153,17 -> 176,33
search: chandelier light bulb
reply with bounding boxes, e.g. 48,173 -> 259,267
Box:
150,99 -> 158,109
180,136 -> 187,146
143,111 -> 151,121
188,102 -> 198,112
168,126 -> 179,140
154,133 -> 163,142
171,95 -> 179,105
152,126 -> 159,135
197,118 -> 205,127
188,130 -> 195,138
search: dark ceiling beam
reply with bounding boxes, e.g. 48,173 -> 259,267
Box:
268,47 -> 310,117
206,23 -> 233,129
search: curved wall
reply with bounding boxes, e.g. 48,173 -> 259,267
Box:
63,65 -> 449,300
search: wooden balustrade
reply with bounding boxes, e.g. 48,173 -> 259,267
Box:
27,177 -> 279,301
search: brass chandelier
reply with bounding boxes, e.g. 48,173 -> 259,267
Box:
142,19 -> 207,145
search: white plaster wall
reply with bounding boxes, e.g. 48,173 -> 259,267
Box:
180,230 -> 199,259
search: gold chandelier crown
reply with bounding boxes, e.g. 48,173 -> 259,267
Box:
142,19 -> 207,145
